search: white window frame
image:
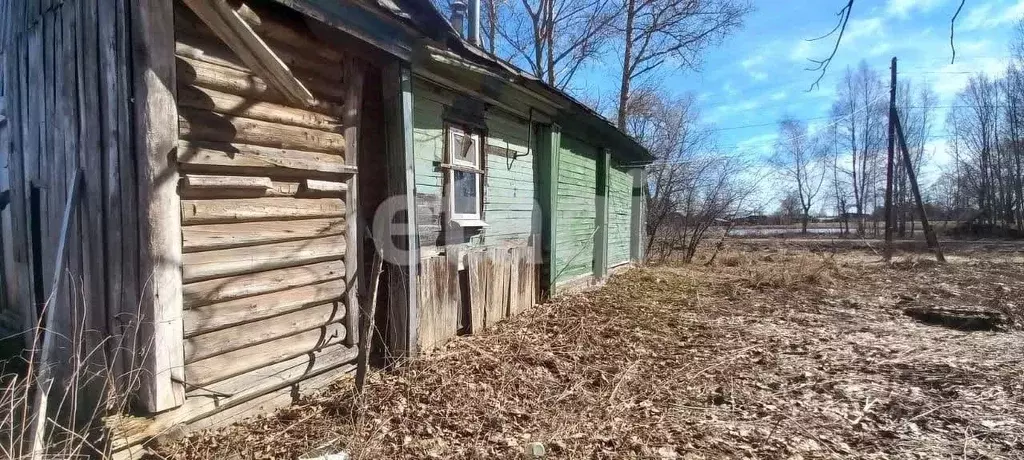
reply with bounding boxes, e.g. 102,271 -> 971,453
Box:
445,124 -> 486,226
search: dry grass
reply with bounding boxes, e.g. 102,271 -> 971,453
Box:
0,281 -> 150,459
156,242 -> 1024,459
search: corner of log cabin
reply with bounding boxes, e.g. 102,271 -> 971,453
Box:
143,0 -> 367,436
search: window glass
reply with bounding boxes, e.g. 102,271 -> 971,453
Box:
451,130 -> 477,165
453,170 -> 478,215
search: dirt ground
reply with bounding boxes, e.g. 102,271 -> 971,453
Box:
155,241 -> 1024,459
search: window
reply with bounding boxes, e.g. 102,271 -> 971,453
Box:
445,124 -> 486,226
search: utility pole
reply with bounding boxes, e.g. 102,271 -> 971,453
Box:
894,111 -> 946,263
883,57 -> 897,261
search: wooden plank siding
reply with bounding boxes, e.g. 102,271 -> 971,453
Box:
168,0 -> 360,425
412,81 -> 541,249
553,135 -> 598,285
411,78 -> 542,352
607,162 -> 632,266
0,0 -> 137,418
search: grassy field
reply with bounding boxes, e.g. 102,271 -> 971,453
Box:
156,242 -> 1024,459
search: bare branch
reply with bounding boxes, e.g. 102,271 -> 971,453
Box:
806,0 -> 854,92
950,0 -> 966,64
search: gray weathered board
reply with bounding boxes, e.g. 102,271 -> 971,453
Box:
417,253 -> 460,351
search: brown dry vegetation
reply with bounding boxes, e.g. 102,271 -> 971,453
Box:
154,242 -> 1024,459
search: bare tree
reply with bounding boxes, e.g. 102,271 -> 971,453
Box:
614,0 -> 751,128
771,118 -> 827,233
893,81 -> 936,236
497,0 -> 618,89
777,192 -> 801,225
622,89 -> 752,263
833,62 -> 886,233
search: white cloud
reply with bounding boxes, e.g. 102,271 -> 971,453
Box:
887,0 -> 945,18
769,91 -> 788,101
749,71 -> 769,81
734,133 -> 778,157
962,0 -> 1024,31
741,53 -> 766,70
789,40 -> 815,62
843,17 -> 887,46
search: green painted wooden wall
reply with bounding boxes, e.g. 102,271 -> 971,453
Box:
607,162 -> 632,266
411,80 -> 539,248
553,135 -> 598,284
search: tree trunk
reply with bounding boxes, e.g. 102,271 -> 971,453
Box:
616,0 -> 635,129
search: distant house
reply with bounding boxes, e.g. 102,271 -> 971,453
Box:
0,0 -> 653,453
840,212 -> 873,220
735,214 -> 769,225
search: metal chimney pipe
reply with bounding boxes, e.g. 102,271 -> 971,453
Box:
450,0 -> 467,38
467,0 -> 481,45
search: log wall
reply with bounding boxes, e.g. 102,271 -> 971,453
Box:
141,0 -> 364,435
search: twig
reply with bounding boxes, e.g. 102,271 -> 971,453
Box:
951,0 -> 966,64
355,246 -> 386,395
806,0 -> 854,91
608,359 -> 640,403
851,397 -> 875,426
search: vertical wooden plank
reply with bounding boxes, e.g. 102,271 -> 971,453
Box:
131,0 -> 185,411
58,1 -> 79,375
466,250 -> 485,333
594,149 -> 610,279
343,59 -> 364,347
382,62 -> 419,357
507,247 -> 520,315
114,0 -> 140,388
416,256 -> 436,351
18,23 -> 42,337
542,125 -> 560,296
77,0 -> 106,358
0,45 -> 9,328
40,12 -> 56,331
629,168 -> 645,262
96,0 -> 125,381
6,35 -> 34,342
484,248 -> 509,328
444,246 -> 459,337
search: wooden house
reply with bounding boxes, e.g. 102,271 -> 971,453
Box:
0,0 -> 651,454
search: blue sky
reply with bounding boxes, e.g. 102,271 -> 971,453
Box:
641,0 -> 1021,176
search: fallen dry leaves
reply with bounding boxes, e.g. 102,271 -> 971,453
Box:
154,242 -> 1024,459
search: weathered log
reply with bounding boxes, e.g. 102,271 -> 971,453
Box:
180,179 -> 305,199
108,343 -> 356,452
184,322 -> 346,387
183,259 -> 345,307
174,7 -> 344,82
182,173 -> 272,190
175,55 -> 349,113
182,233 -> 346,282
179,0 -> 316,107
184,278 -> 345,335
233,3 -> 348,63
181,197 -> 344,225
184,301 -> 345,363
302,179 -> 347,194
903,306 -> 1008,331
182,217 -> 344,252
177,140 -> 355,180
133,0 -> 186,411
177,84 -> 342,131
179,107 -> 346,154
